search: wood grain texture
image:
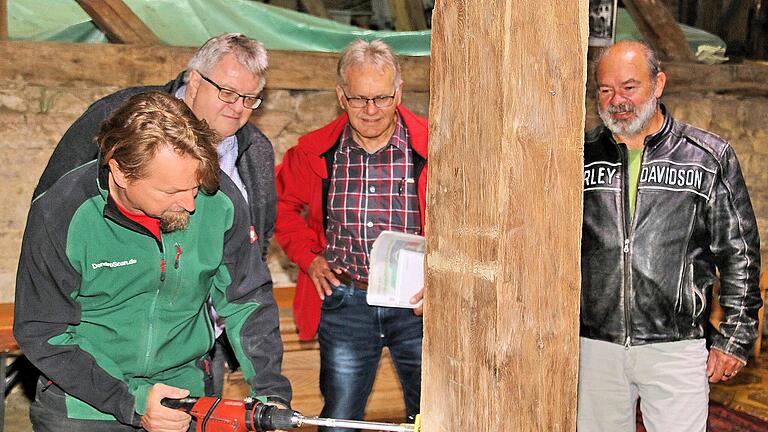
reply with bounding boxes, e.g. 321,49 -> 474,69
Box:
3,41 -> 767,94
0,303 -> 17,352
75,0 -> 161,45
299,0 -> 331,19
0,41 -> 430,91
388,0 -> 429,31
0,0 -> 7,41
623,0 -> 695,61
423,1 -> 587,430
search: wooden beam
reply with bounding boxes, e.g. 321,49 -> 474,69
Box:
0,0 -> 7,41
752,0 -> 768,59
388,0 -> 428,31
299,0 -> 331,19
0,41 -> 431,92
623,0 -> 696,61
75,0 -> 161,45
3,41 -> 768,95
423,1 -> 586,430
695,0 -> 722,34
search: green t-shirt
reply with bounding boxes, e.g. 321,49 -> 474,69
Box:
628,149 -> 644,219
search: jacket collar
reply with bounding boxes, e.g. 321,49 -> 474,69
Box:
643,102 -> 673,148
598,102 -> 673,149
96,154 -> 162,244
298,105 -> 428,178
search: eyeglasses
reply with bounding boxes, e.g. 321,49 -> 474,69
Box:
341,88 -> 396,109
198,73 -> 263,109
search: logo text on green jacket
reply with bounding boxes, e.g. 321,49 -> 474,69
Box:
91,259 -> 138,270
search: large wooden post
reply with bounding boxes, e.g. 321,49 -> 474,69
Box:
422,2 -> 587,431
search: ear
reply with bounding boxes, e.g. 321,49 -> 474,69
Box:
185,70 -> 202,105
654,71 -> 667,99
108,159 -> 129,189
335,85 -> 347,110
394,80 -> 404,106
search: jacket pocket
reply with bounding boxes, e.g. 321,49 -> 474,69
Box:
321,286 -> 348,311
679,262 -> 706,324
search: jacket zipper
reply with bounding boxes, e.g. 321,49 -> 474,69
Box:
142,237 -> 166,375
174,244 -> 182,269
169,242 -> 183,306
620,143 -> 644,349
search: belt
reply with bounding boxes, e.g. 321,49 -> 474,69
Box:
336,272 -> 368,291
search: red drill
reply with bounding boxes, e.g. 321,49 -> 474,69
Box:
161,396 -> 297,432
162,396 -> 418,431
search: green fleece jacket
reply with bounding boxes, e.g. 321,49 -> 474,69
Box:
14,160 -> 275,426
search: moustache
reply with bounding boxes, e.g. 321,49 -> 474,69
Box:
607,102 -> 635,114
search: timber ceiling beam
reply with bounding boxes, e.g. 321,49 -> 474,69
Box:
299,0 -> 331,19
388,0 -> 428,31
622,0 -> 695,62
75,0 -> 161,45
0,41 -> 431,91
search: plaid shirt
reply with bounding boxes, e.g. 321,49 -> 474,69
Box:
324,114 -> 422,281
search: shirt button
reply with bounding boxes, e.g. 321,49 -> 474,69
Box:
367,222 -> 374,228
369,186 -> 375,192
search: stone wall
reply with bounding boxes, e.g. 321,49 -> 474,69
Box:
0,81 -> 430,300
0,41 -> 766,301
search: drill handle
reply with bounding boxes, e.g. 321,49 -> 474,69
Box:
161,396 -> 200,412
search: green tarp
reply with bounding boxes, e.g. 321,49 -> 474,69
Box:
9,0 -> 432,54
9,0 -> 725,58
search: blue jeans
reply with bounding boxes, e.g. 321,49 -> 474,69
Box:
318,283 -> 423,432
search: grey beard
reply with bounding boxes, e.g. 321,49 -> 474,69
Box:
599,95 -> 658,137
160,211 -> 190,232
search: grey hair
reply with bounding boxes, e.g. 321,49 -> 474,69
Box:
337,39 -> 402,88
595,40 -> 661,84
185,33 -> 268,92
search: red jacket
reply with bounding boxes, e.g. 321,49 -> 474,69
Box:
275,106 -> 428,340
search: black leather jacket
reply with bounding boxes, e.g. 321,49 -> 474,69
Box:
581,106 -> 761,362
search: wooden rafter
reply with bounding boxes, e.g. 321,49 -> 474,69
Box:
388,0 -> 428,31
299,0 -> 331,19
622,0 -> 695,61
75,0 -> 161,45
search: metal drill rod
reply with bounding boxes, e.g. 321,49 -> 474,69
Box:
295,416 -> 415,431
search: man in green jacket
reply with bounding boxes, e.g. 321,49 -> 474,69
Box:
14,92 -> 283,431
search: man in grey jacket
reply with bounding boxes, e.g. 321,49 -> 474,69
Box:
32,33 -> 290,405
579,40 -> 761,431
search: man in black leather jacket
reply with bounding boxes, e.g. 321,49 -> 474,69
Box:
31,33 -> 291,409
578,41 -> 761,432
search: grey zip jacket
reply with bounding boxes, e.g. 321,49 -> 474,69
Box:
581,105 -> 761,362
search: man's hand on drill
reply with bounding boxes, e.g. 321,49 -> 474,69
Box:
141,383 -> 192,432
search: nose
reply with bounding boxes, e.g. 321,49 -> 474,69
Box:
610,92 -> 628,105
364,99 -> 380,115
178,190 -> 197,213
227,98 -> 246,114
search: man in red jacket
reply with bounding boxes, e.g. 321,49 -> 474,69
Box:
276,39 -> 427,430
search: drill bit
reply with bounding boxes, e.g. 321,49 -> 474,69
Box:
293,415 -> 415,431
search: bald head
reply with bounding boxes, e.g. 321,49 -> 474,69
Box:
596,41 -> 661,85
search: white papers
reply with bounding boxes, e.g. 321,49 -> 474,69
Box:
367,231 -> 425,308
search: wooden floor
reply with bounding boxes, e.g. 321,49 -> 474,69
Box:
222,286 -> 407,430
6,289 -> 766,430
